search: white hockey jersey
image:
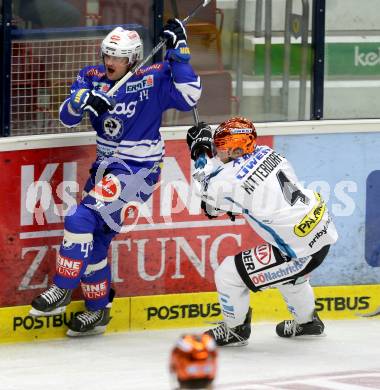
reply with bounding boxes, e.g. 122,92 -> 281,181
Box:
194,145 -> 338,258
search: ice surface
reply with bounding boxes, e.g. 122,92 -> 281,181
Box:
0,319 -> 379,390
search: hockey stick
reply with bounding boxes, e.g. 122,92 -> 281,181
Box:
191,108 -> 236,220
356,306 -> 380,317
192,106 -> 209,169
107,0 -> 212,97
192,105 -> 200,126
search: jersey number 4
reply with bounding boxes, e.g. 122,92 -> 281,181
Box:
276,170 -> 310,206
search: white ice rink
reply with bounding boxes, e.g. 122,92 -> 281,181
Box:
1,319 -> 380,390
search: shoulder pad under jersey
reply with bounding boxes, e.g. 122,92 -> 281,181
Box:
81,65 -> 107,81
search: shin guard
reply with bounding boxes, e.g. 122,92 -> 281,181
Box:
80,261 -> 112,311
54,229 -> 93,289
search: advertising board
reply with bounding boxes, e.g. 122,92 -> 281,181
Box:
1,122 -> 380,342
0,137 -> 272,307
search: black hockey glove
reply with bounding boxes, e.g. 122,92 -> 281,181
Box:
201,200 -> 218,219
83,90 -> 114,117
187,122 -> 215,161
70,89 -> 114,117
226,211 -> 236,222
161,18 -> 187,49
201,201 -> 236,221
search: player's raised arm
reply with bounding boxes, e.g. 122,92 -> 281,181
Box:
160,18 -> 202,111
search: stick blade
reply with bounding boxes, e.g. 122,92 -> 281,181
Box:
356,306 -> 380,317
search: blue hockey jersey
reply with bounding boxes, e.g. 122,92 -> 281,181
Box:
59,60 -> 201,167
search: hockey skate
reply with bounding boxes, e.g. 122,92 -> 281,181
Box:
205,307 -> 252,347
276,310 -> 325,338
30,284 -> 73,316
66,289 -> 115,337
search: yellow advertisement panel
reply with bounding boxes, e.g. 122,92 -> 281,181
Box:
130,292 -> 221,330
1,285 -> 379,343
0,299 -> 131,343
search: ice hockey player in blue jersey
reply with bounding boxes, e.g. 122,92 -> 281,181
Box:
29,20 -> 201,336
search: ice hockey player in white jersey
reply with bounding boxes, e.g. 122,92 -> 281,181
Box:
186,117 -> 338,346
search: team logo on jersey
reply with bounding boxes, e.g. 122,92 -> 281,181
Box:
93,81 -> 111,93
89,173 -> 121,202
294,193 -> 326,237
103,117 -> 124,140
126,75 -> 154,93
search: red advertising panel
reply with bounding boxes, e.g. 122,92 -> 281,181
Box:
0,137 -> 272,307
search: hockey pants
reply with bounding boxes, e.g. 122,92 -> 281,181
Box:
215,244 -> 330,328
54,160 -> 161,311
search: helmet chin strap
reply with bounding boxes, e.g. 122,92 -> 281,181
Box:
126,61 -> 136,73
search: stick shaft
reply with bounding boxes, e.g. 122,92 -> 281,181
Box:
107,0 -> 211,97
192,106 -> 200,126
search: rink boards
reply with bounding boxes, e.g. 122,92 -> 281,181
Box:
1,119 -> 380,343
0,284 -> 379,343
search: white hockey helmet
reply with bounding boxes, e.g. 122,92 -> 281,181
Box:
101,27 -> 143,63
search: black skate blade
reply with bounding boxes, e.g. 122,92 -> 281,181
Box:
291,332 -> 327,339
66,325 -> 107,337
29,306 -> 67,317
222,340 -> 249,347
